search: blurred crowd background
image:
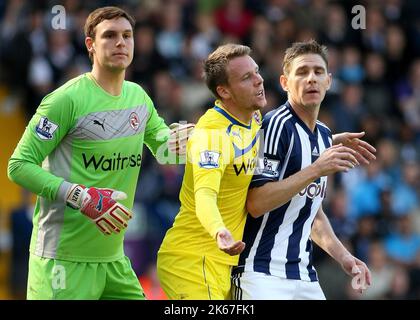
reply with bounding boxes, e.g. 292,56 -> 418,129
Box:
0,0 -> 419,300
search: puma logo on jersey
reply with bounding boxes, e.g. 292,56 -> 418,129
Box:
93,119 -> 105,131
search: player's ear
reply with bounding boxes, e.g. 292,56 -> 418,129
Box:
216,85 -> 230,100
85,37 -> 95,53
280,74 -> 288,92
326,72 -> 332,90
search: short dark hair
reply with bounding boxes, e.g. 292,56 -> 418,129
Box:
283,39 -> 328,75
84,6 -> 135,62
203,44 -> 251,99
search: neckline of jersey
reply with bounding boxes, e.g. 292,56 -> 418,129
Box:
285,101 -> 319,139
86,72 -> 125,99
213,100 -> 252,129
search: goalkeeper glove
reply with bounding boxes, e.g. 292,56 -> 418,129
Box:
65,184 -> 132,235
168,122 -> 195,155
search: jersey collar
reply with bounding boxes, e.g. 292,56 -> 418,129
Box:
286,101 -> 319,139
213,100 -> 252,129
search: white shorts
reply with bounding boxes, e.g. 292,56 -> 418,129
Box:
232,271 -> 326,300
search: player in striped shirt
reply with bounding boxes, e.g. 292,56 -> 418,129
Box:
232,40 -> 373,300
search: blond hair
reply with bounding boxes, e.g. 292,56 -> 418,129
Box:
203,44 -> 251,99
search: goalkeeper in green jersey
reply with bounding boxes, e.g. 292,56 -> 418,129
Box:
7,6 -> 193,300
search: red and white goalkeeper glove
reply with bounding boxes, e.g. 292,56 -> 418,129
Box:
65,184 -> 132,235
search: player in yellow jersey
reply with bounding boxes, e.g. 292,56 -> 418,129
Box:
157,44 -> 266,299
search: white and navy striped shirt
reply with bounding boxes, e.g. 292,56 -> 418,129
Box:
233,101 -> 332,282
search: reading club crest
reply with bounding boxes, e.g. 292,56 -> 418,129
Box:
129,112 -> 140,131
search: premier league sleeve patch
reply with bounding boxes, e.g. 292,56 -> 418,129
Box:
35,117 -> 59,140
256,157 -> 280,178
198,150 -> 220,169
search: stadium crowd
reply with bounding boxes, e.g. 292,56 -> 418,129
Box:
0,0 -> 419,299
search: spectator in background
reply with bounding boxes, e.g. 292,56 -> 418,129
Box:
332,84 -> 365,133
350,215 -> 377,263
360,241 -> 396,300
338,46 -> 364,84
9,189 -> 33,299
363,52 -> 393,119
384,214 -> 420,267
326,187 -> 356,241
362,6 -> 387,53
131,23 -> 168,93
321,3 -> 357,47
385,266 -> 410,299
385,24 -> 408,82
349,160 -> 389,219
156,1 -> 186,78
408,251 -> 420,299
214,0 -> 254,41
397,59 -> 420,141
392,161 -> 419,216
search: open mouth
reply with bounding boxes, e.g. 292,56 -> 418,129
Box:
256,89 -> 264,97
306,89 -> 319,94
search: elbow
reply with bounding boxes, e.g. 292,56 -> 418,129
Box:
7,159 -> 17,183
246,194 -> 264,218
7,158 -> 27,185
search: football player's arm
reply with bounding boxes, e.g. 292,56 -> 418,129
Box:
247,144 -> 359,217
192,129 -> 244,255
8,92 -> 73,200
195,187 -> 225,238
247,165 -> 320,218
143,94 -> 171,163
191,133 -> 226,237
195,187 -> 245,256
311,206 -> 351,263
311,207 -> 372,292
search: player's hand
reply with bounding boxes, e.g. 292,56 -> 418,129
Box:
65,184 -> 132,235
216,228 -> 245,256
332,132 -> 376,165
313,144 -> 360,177
168,122 -> 195,155
340,253 -> 372,294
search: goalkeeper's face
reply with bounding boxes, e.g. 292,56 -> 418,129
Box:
88,17 -> 134,71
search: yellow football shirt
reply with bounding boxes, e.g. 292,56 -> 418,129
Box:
159,100 -> 262,265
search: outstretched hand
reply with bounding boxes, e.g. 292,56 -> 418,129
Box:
332,132 -> 376,165
216,228 -> 245,256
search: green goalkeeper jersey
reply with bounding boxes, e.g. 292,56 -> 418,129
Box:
8,73 -> 169,262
